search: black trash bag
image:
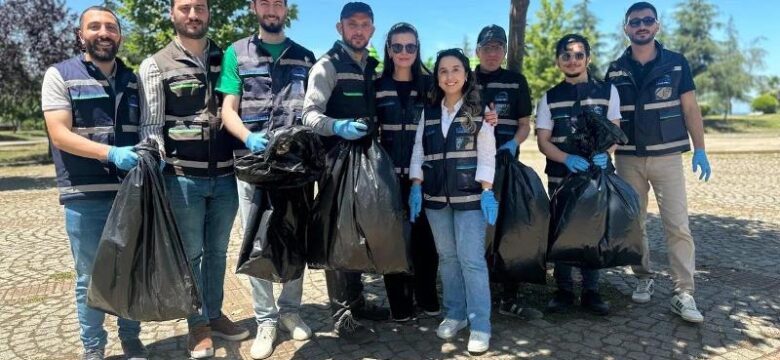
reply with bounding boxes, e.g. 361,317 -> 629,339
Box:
87,140 -> 200,321
236,187 -> 311,282
486,151 -> 549,284
235,126 -> 325,189
547,110 -> 643,269
308,137 -> 410,274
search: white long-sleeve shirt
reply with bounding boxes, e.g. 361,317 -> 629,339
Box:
409,98 -> 496,184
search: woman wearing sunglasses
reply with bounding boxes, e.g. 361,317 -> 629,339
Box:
408,48 -> 497,355
375,22 -> 441,323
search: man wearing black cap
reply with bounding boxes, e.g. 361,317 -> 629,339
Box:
473,24 -> 541,321
302,2 -> 390,343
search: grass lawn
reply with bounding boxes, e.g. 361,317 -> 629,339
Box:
0,142 -> 50,165
704,113 -> 780,133
0,130 -> 47,142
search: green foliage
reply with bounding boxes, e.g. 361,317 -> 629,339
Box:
698,103 -> 712,117
752,93 -> 779,114
670,0 -> 719,77
110,0 -> 298,67
522,0 -> 572,99
571,0 -> 604,77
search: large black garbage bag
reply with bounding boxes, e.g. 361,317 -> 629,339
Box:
236,187 -> 311,282
234,126 -> 324,282
486,151 -> 549,284
235,126 -> 325,189
308,138 -> 410,274
547,110 -> 643,269
87,140 -> 200,321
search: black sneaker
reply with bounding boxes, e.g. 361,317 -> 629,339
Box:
121,339 -> 149,360
580,290 -> 610,315
82,348 -> 105,360
352,303 -> 391,321
334,310 -> 377,344
498,299 -> 544,319
546,290 -> 575,313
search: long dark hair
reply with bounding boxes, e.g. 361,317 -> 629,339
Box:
429,48 -> 481,133
382,22 -> 430,103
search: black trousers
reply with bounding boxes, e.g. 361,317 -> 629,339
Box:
383,180 -> 440,319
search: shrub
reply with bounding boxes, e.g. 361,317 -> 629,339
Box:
752,93 -> 779,114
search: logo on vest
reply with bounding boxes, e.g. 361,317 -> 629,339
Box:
655,86 -> 673,100
494,91 -> 510,116
589,106 -> 604,116
291,66 -> 307,79
656,75 -> 672,86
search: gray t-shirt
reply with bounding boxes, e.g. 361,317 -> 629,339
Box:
41,62 -> 117,112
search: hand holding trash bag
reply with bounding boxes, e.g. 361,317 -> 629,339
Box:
564,154 -> 589,173
591,152 -> 609,169
332,119 -> 368,140
498,139 -> 518,157
245,132 -> 269,153
108,146 -> 138,170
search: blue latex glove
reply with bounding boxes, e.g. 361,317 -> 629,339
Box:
159,159 -> 167,172
409,183 -> 422,223
107,146 -> 138,171
481,190 -> 499,226
692,148 -> 711,181
564,154 -> 590,173
591,152 -> 609,169
245,132 -> 269,153
498,138 -> 519,157
332,119 -> 368,140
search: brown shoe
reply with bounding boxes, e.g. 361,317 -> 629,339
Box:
188,324 -> 215,359
210,314 -> 250,341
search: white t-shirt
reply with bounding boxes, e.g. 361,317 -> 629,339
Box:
535,84 -> 622,130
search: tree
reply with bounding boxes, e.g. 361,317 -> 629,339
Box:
507,0 -> 529,73
0,0 -> 77,131
670,0 -> 719,77
571,0 -> 604,77
752,93 -> 778,114
111,0 -> 298,67
522,0 -> 572,99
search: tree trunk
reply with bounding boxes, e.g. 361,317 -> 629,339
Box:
508,0 -> 530,73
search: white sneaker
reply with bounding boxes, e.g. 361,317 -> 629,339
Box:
467,331 -> 490,354
671,293 -> 704,323
250,326 -> 277,359
632,278 -> 654,303
436,318 -> 467,340
279,313 -> 312,341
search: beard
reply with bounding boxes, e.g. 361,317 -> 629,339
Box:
259,14 -> 284,33
629,31 -> 656,46
174,18 -> 209,40
342,34 -> 368,51
84,37 -> 119,62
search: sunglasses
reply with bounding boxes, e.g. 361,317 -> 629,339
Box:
627,16 -> 658,28
559,52 -> 586,61
390,43 -> 418,54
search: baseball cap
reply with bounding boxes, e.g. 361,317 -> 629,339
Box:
340,2 -> 374,21
477,25 -> 507,47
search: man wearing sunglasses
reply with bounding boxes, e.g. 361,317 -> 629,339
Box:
472,24 -> 541,321
536,34 -> 621,316
605,1 -> 710,323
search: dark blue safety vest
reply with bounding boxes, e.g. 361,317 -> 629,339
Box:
421,104 -> 484,211
152,39 -> 234,177
49,55 -> 140,204
605,41 -> 691,157
374,74 -> 430,177
476,66 -> 530,147
233,35 -> 315,156
543,77 -> 612,184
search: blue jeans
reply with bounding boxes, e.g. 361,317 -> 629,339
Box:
64,198 -> 141,351
425,206 -> 491,334
165,175 -> 238,327
237,179 -> 303,327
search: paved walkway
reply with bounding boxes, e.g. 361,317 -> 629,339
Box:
1,146 -> 779,359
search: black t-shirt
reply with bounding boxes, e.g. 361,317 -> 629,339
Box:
629,55 -> 696,94
477,68 -> 533,118
394,80 -> 414,108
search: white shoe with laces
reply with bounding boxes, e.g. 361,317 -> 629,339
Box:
632,278 -> 655,303
250,326 -> 277,359
279,313 -> 312,341
436,318 -> 467,340
467,331 -> 490,354
671,292 -> 704,323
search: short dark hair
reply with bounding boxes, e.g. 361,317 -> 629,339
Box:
555,34 -> 590,58
250,0 -> 287,5
79,6 -> 121,32
625,2 -> 658,23
171,0 -> 213,8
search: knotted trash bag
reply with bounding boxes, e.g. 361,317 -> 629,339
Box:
87,140 -> 200,321
548,111 -> 644,269
308,136 -> 410,274
486,150 -> 549,284
234,126 -> 325,282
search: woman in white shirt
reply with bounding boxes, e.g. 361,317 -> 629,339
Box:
408,48 -> 497,355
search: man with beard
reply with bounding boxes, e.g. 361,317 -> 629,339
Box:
536,34 -> 620,316
41,6 -> 145,360
218,0 -> 315,358
138,0 -> 249,358
302,2 -> 391,343
605,1 -> 710,323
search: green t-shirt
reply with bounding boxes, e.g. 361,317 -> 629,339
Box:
215,41 -> 287,96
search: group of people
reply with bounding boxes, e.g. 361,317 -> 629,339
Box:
41,0 -> 713,359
